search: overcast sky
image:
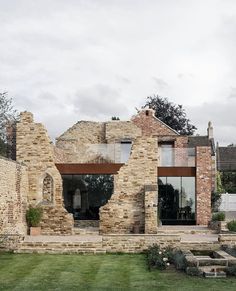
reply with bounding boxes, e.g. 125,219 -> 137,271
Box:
1,0 -> 236,145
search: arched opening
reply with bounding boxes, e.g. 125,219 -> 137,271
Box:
62,174 -> 114,220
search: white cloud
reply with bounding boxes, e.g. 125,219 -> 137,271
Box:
0,0 -> 236,143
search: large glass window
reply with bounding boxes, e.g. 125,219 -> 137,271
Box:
62,174 -> 114,220
158,177 -> 195,225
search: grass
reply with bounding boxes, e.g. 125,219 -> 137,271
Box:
0,253 -> 236,290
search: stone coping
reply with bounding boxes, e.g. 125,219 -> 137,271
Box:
219,233 -> 236,237
0,155 -> 26,166
23,235 -> 102,243
102,234 -> 180,237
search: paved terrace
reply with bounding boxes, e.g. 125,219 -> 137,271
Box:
15,226 -> 226,254
23,226 -> 219,243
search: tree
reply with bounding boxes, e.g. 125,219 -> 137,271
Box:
228,143 -> 236,147
211,172 -> 224,211
0,92 -> 18,157
111,116 -> 120,120
143,94 -> 197,135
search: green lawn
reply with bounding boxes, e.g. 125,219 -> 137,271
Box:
0,253 -> 236,290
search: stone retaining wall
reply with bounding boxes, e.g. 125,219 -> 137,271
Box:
102,234 -> 181,252
218,233 -> 236,245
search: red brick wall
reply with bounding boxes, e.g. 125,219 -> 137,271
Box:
174,136 -> 188,148
132,109 -> 178,137
196,146 -> 212,225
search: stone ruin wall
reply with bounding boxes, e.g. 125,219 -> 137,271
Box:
196,146 -> 212,225
105,121 -> 141,143
0,157 -> 28,236
55,121 -> 106,163
16,112 -> 73,235
99,136 -> 158,234
55,121 -> 141,163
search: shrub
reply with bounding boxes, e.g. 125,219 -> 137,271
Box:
226,266 -> 236,276
146,244 -> 172,271
172,250 -> 187,270
222,245 -> 236,257
26,206 -> 43,227
186,267 -> 202,276
227,220 -> 236,232
212,212 -> 225,221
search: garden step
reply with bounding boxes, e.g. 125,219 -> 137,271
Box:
158,226 -> 217,235
15,248 -> 106,254
199,265 -> 227,278
20,242 -> 103,249
74,220 -> 99,228
73,227 -> 99,235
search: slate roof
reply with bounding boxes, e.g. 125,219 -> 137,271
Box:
217,147 -> 236,171
188,136 -> 215,155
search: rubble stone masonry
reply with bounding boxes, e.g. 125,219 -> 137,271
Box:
55,121 -> 142,163
0,157 -> 28,235
16,112 -> 73,235
99,136 -> 158,234
105,121 -> 141,143
196,146 -> 212,225
55,121 -> 106,163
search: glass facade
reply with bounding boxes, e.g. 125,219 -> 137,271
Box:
62,174 -> 114,220
158,177 -> 195,225
159,146 -> 196,167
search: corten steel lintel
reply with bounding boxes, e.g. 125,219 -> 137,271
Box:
158,167 -> 196,177
55,163 -> 124,175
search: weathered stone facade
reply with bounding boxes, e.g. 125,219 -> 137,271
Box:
100,136 -> 158,234
55,121 -> 106,163
144,185 -> 158,234
0,157 -> 28,235
16,112 -> 73,235
196,146 -> 212,225
55,120 -> 141,163
0,107 -> 214,238
105,121 -> 141,143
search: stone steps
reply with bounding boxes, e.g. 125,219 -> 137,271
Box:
199,265 -> 227,278
74,220 -> 99,228
16,239 -> 104,254
15,248 -> 106,254
158,226 -> 217,235
73,227 -> 99,235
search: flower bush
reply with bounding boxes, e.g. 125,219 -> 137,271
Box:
227,220 -> 236,232
146,244 -> 172,270
171,250 -> 187,270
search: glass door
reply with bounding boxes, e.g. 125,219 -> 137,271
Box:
158,177 -> 196,225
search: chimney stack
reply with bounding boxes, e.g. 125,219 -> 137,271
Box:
207,121 -> 213,139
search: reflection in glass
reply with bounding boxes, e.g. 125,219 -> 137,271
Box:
160,145 -> 174,166
158,176 -> 195,224
62,174 -> 114,220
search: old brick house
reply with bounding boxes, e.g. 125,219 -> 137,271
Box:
0,108 -> 215,236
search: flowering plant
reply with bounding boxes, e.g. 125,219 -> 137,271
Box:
146,244 -> 172,270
